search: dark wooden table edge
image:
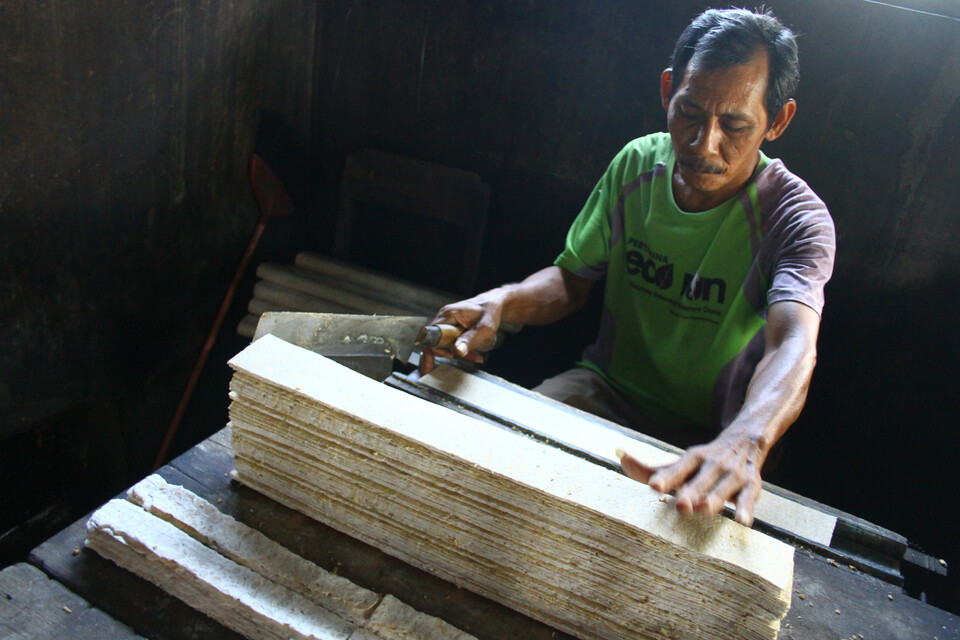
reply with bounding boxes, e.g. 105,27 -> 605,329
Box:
19,425 -> 960,640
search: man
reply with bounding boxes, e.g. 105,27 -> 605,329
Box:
420,8 -> 835,527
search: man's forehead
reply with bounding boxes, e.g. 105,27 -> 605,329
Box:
675,50 -> 769,100
684,46 -> 769,82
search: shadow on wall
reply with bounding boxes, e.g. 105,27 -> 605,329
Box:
794,279 -> 960,581
0,402 -> 128,567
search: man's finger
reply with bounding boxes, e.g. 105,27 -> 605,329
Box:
616,449 -> 657,485
678,456 -> 733,504
691,469 -> 744,517
648,452 -> 702,495
419,349 -> 435,375
448,307 -> 482,329
454,336 -> 471,358
455,321 -> 497,357
452,329 -> 479,357
734,479 -> 761,527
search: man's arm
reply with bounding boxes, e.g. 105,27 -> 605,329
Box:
619,299 -> 821,526
419,266 -> 595,375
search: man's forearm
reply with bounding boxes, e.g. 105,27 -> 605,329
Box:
420,266 -> 594,373
721,300 -> 821,459
490,266 -> 594,326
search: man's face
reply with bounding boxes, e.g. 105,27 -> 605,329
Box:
661,49 -> 793,212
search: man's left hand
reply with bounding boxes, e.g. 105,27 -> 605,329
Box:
618,433 -> 766,526
618,301 -> 822,527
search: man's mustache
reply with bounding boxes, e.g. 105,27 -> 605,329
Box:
678,156 -> 724,175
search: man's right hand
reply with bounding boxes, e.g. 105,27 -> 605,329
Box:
419,292 -> 507,375
418,266 -> 594,375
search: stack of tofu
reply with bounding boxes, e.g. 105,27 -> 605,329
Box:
227,335 -> 794,640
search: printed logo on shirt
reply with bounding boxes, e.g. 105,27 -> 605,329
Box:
626,252 -> 674,289
625,239 -> 673,290
624,237 -> 727,323
682,272 -> 726,304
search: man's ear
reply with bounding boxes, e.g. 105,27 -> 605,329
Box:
660,68 -> 674,112
765,98 -> 797,141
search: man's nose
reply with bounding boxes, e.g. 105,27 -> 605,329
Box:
690,119 -> 722,155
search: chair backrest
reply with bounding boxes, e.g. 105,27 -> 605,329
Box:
333,150 -> 490,295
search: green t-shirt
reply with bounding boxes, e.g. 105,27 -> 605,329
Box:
555,133 -> 835,431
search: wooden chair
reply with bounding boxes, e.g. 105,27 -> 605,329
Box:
333,150 -> 491,295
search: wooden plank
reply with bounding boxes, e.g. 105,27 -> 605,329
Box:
238,314 -> 259,339
25,456 -> 248,640
781,552 -> 960,640
86,499 -> 360,640
247,297 -> 289,316
228,335 -> 795,640
122,474 -> 474,639
30,494 -> 559,640
0,563 -> 145,640
417,365 -> 838,547
253,280 -> 360,314
254,264 -> 430,316
29,513 -> 246,640
294,253 -> 456,312
125,475 -> 380,621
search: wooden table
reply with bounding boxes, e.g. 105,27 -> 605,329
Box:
15,426 -> 960,640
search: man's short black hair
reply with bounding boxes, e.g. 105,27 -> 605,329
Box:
670,8 -> 799,123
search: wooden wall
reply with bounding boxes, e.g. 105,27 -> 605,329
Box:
0,0 -> 316,558
2,0 -> 958,610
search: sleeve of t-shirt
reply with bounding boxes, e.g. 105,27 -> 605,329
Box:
764,184 -> 837,316
553,147 -> 629,280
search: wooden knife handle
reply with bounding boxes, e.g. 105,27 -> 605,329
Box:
416,322 -> 521,352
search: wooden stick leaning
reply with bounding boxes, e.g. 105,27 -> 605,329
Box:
227,335 -> 794,640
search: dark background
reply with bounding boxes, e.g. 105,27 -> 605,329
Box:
2,0 -> 959,615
